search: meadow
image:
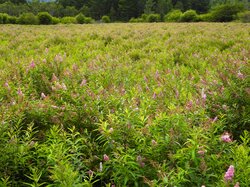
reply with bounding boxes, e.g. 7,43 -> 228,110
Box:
0,23 -> 249,187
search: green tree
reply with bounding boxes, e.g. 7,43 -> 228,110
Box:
144,0 -> 155,14
156,0 -> 173,16
118,0 -> 138,21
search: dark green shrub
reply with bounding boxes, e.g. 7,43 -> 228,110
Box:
164,10 -> 182,22
210,4 -> 244,22
141,14 -> 148,21
147,14 -> 161,22
7,16 -> 17,24
129,17 -> 144,23
237,11 -> 250,23
197,13 -> 212,22
37,12 -> 53,25
101,15 -> 111,23
181,9 -> 198,22
17,13 -> 39,25
76,13 -> 86,24
84,17 -> 94,24
52,17 -> 60,24
0,13 -> 8,24
61,16 -> 77,24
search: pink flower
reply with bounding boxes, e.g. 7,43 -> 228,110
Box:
103,154 -> 109,161
18,88 -> 24,97
237,71 -> 244,79
234,182 -> 240,187
87,170 -> 93,176
29,60 -> 36,68
221,132 -> 232,143
51,73 -> 58,82
151,139 -> 157,146
80,79 -> 87,86
198,150 -> 205,156
41,93 -> 46,99
224,165 -> 234,181
201,88 -> 206,101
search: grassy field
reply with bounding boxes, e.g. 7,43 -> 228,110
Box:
0,23 -> 249,186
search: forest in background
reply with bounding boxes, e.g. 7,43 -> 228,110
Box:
0,0 -> 249,21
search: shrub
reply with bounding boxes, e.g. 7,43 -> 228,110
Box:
37,12 -> 53,25
60,16 -> 77,24
84,17 -> 94,24
164,10 -> 182,22
147,14 -> 161,22
210,4 -> 244,22
0,13 -> 8,24
237,11 -> 250,23
17,13 -> 39,25
7,16 -> 17,24
141,14 -> 148,22
75,13 -> 86,24
197,13 -> 212,22
129,17 -> 144,23
181,9 -> 198,22
101,15 -> 111,23
52,17 -> 60,24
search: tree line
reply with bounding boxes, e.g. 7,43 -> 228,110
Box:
0,0 -> 249,21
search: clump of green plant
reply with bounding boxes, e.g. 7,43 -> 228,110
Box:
101,15 -> 111,23
60,16 -> 77,24
147,14 -> 161,22
181,9 -> 198,22
210,4 -> 244,22
37,12 -> 53,25
237,11 -> 250,22
17,13 -> 39,25
164,9 -> 182,22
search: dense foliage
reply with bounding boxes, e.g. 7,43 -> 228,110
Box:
0,23 -> 249,186
0,0 -> 249,21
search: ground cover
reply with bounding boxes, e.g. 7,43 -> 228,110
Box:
0,23 -> 249,186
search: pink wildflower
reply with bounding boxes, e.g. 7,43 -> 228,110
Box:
18,88 -> 24,97
87,170 -> 93,176
103,154 -> 109,161
201,88 -> 206,101
234,182 -> 240,187
80,79 -> 87,86
51,73 -> 58,82
151,139 -> 157,146
29,60 -> 36,68
221,132 -> 232,143
224,165 -> 234,181
198,150 -> 205,156
237,71 -> 244,79
41,93 -> 46,99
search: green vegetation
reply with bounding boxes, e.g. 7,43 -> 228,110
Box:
0,0 -> 249,23
0,23 -> 249,186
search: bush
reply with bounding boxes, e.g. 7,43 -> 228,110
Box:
76,13 -> 86,24
0,13 -> 8,24
84,17 -> 94,24
37,12 -> 53,25
7,16 -> 17,24
164,10 -> 182,22
60,16 -> 77,24
52,17 -> 60,24
197,13 -> 212,22
181,9 -> 198,22
237,11 -> 250,23
147,14 -> 161,22
101,15 -> 111,23
210,4 -> 244,22
129,17 -> 144,23
17,13 -> 39,25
